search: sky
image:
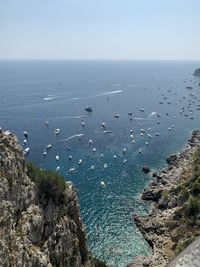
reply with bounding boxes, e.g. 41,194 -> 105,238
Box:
0,0 -> 200,60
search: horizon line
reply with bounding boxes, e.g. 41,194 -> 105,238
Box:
0,58 -> 200,61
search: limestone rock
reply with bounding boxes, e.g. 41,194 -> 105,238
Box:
0,129 -> 94,267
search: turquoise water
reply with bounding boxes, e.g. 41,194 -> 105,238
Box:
1,60 -> 200,266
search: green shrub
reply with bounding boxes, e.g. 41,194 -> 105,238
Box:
27,161 -> 66,204
175,237 -> 194,254
183,197 -> 200,219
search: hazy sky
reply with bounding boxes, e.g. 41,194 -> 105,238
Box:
0,0 -> 200,60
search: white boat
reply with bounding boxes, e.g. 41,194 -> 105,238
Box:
78,159 -> 82,165
113,155 -> 117,159
69,168 -> 75,173
23,131 -> 29,138
147,133 -> 152,138
88,139 -> 93,144
155,133 -> 160,136
145,142 -> 149,145
46,144 -> 52,150
140,108 -> 145,112
101,122 -> 107,128
93,148 -> 96,152
100,181 -> 106,187
114,114 -> 120,118
43,151 -> 47,156
139,148 -> 142,154
68,155 -> 72,160
103,163 -> 108,168
81,122 -> 85,127
23,147 -> 30,155
56,155 -> 59,161
122,159 -> 127,164
54,128 -> 60,135
23,139 -> 27,145
56,166 -> 60,171
91,165 -> 95,170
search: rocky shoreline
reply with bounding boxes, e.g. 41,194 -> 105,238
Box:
129,130 -> 200,267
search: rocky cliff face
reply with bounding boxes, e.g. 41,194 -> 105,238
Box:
129,131 -> 200,267
0,129 -> 94,267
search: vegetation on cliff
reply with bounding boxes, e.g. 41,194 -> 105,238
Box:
27,161 -> 67,205
173,146 -> 200,222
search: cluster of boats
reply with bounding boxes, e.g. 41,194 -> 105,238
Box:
22,77 -> 200,187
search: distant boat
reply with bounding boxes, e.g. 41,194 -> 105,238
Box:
139,108 -> 145,112
147,133 -> 152,138
23,147 -> 30,155
54,128 -> 60,135
46,144 -> 52,150
85,106 -> 93,112
100,181 -> 106,187
23,131 -> 29,138
114,114 -> 120,118
101,122 -> 107,128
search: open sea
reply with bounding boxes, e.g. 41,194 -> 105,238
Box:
1,60 -> 200,266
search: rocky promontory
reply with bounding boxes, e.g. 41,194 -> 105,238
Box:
0,129 -> 95,267
130,131 -> 200,267
193,68 -> 200,77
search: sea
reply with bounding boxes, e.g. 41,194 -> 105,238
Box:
0,60 -> 200,267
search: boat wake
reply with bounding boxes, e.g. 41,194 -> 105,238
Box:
59,134 -> 84,142
52,115 -> 83,120
69,90 -> 123,101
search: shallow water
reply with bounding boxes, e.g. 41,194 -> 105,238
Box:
1,60 -> 200,266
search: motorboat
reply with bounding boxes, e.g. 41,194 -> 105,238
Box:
54,128 -> 60,135
85,106 -> 93,112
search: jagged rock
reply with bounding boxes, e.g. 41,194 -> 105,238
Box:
142,187 -> 163,202
152,172 -> 157,178
166,155 -> 178,166
0,129 -> 94,267
142,166 -> 151,173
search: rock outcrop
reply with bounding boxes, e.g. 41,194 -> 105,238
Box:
193,68 -> 200,77
0,129 -> 94,267
130,131 -> 200,267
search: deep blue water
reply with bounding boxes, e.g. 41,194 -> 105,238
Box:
1,60 -> 200,266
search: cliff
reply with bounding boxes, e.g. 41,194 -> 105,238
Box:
0,129 -> 94,267
130,131 -> 200,267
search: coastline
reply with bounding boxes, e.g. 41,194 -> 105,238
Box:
129,130 -> 200,267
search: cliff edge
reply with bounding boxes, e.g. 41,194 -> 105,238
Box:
0,129 -> 94,267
